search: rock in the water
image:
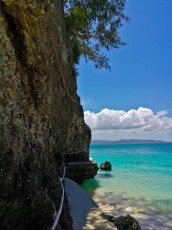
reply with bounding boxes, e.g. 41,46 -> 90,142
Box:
107,214 -> 141,230
65,160 -> 99,184
100,161 -> 112,170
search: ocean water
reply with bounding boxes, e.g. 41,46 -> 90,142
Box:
81,144 -> 172,229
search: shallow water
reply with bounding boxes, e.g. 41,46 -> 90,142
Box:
81,144 -> 172,229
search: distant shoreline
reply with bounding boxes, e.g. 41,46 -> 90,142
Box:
91,139 -> 172,145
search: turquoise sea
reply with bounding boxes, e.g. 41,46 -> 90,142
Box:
81,144 -> 172,229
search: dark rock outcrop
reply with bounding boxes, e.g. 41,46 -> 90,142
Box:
100,161 -> 112,170
66,160 -> 99,184
0,0 -> 97,229
107,215 -> 141,230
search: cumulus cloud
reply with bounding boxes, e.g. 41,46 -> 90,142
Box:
84,107 -> 172,140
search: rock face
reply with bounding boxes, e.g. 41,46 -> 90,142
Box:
100,161 -> 112,170
0,0 -> 96,229
107,215 -> 141,230
66,160 -> 99,184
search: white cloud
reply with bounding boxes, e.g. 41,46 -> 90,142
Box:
84,107 -> 172,141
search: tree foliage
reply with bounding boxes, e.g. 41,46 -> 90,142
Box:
64,0 -> 128,70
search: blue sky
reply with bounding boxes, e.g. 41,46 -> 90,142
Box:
77,0 -> 172,141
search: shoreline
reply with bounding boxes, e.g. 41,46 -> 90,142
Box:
65,177 -> 140,229
87,144 -> 172,229
65,176 -> 172,229
89,188 -> 172,230
65,178 -> 117,229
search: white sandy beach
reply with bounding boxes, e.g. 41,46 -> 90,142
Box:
65,177 -> 172,230
92,191 -> 172,230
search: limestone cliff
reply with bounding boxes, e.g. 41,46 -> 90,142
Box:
0,0 -> 97,229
